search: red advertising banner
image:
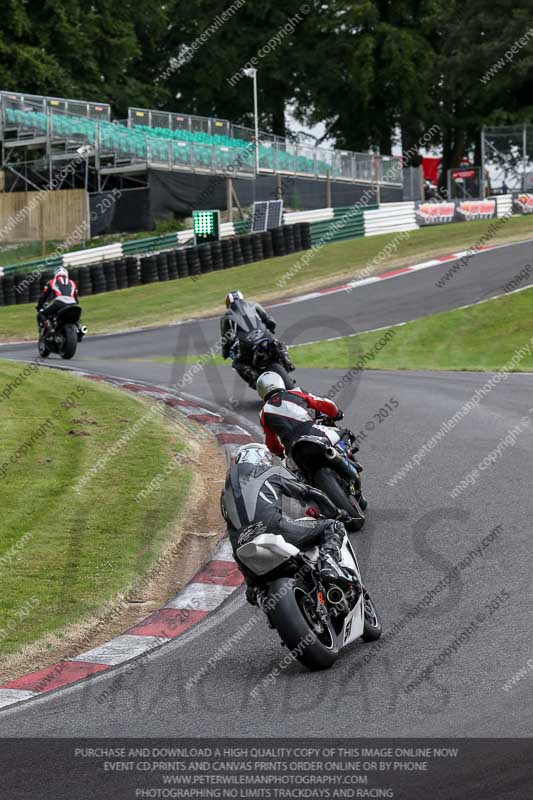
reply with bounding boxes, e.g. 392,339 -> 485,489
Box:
455,200 -> 496,221
514,193 -> 533,213
416,202 -> 456,225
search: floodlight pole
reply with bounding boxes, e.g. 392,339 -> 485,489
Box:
244,68 -> 259,175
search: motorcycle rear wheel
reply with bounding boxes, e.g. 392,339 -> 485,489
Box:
314,467 -> 365,532
60,324 -> 78,359
267,577 -> 339,670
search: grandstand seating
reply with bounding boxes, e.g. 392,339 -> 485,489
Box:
1,92 -> 401,184
4,107 -> 336,177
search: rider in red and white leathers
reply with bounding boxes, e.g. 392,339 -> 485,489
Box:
258,372 -> 342,459
36,267 -> 78,330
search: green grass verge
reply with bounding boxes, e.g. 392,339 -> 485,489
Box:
1,214 -> 532,343
0,361 -> 191,655
290,287 -> 533,372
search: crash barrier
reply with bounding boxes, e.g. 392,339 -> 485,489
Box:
0,224 -> 312,306
0,194 -> 523,306
284,208 -> 335,225
363,202 -> 418,237
309,205 -> 376,246
494,195 -> 513,217
2,221 -> 250,279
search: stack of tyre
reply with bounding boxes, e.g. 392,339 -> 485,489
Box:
0,222 -> 312,306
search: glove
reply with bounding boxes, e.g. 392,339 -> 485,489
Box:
267,321 -> 276,333
324,519 -> 345,536
334,410 -> 344,422
336,509 -> 352,524
245,584 -> 259,606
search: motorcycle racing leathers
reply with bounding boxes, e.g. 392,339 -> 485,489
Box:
220,297 -> 293,387
221,460 -> 352,598
37,275 -> 78,330
260,387 -> 340,458
260,386 -> 366,516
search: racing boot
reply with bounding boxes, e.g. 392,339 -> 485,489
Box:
233,360 -> 259,389
276,340 -> 295,372
319,524 -> 354,588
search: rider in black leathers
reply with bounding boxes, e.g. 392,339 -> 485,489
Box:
220,290 -> 294,388
220,443 -> 354,604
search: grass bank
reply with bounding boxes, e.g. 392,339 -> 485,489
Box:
290,287 -> 533,372
0,361 -> 192,656
1,214 -> 532,342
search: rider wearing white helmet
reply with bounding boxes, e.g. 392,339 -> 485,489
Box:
36,266 -> 79,331
221,442 -> 353,603
257,371 -> 343,459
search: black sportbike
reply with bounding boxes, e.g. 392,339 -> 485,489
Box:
38,297 -> 87,360
289,414 -> 367,532
232,328 -> 296,389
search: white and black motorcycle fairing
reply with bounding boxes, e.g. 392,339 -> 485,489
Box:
236,522 -> 381,670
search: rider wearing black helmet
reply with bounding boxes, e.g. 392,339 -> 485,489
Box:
220,290 -> 294,388
221,443 -> 354,604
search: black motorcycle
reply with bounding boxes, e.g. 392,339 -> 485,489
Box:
38,297 -> 87,360
289,414 -> 366,532
232,328 -> 296,389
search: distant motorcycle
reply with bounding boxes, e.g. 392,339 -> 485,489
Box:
288,414 -> 366,532
38,297 -> 87,360
237,515 -> 381,670
232,328 -> 296,389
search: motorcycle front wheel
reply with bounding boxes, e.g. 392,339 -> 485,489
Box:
267,577 -> 339,670
314,467 -> 365,532
60,324 -> 78,360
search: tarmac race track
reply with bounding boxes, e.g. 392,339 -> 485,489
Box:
1,239 -> 532,747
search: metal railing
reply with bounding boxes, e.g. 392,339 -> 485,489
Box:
1,90 -> 110,122
128,105 -> 403,185
1,97 -> 403,185
128,106 -> 285,146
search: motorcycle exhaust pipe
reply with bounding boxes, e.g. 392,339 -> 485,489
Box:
324,445 -> 360,487
326,586 -> 346,606
80,325 -> 88,334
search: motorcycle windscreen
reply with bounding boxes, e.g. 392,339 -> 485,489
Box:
237,533 -> 299,576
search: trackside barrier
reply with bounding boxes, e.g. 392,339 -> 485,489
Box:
283,208 -> 334,225
308,205 -> 375,246
0,197 -> 521,306
363,202 -> 418,236
0,223 -> 312,306
491,195 -> 513,218
63,243 -> 123,268
1,222 -> 246,278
